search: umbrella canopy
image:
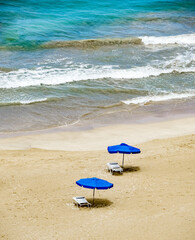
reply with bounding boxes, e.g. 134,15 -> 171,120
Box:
76,177 -> 113,205
108,143 -> 141,154
76,177 -> 113,189
107,143 -> 141,167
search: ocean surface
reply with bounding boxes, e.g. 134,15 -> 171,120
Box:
0,0 -> 195,133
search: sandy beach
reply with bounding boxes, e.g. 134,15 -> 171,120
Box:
1,1 -> 195,239
0,117 -> 195,240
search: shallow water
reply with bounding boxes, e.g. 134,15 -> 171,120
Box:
0,0 -> 195,132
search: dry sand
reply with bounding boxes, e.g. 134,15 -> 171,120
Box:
0,117 -> 195,240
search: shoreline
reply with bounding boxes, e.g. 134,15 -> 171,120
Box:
0,116 -> 194,151
1,97 -> 195,139
1,96 -> 195,137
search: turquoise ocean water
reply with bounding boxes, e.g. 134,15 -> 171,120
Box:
0,0 -> 195,133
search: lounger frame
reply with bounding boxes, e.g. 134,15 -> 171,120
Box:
107,162 -> 123,175
73,196 -> 91,207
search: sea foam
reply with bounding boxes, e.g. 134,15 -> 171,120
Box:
141,34 -> 195,45
123,92 -> 195,105
0,54 -> 194,89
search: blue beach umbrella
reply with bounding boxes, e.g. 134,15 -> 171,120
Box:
108,143 -> 141,168
76,177 -> 113,205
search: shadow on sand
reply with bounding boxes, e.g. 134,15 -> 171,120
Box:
87,198 -> 113,208
123,166 -> 140,173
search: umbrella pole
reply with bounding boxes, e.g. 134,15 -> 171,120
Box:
93,189 -> 95,205
122,154 -> 124,168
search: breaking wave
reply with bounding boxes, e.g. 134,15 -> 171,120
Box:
141,33 -> 195,45
123,92 -> 195,105
43,34 -> 195,49
42,37 -> 142,49
1,34 -> 194,51
0,98 -> 48,106
0,63 -> 194,89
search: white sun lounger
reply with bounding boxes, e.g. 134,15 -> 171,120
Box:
107,162 -> 123,174
73,196 -> 91,207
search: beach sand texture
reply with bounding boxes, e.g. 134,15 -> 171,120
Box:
1,1 -> 195,239
0,119 -> 195,240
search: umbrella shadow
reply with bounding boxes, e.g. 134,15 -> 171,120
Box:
123,165 -> 140,173
87,198 -> 113,208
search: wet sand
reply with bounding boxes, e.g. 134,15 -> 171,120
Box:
0,117 -> 195,240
